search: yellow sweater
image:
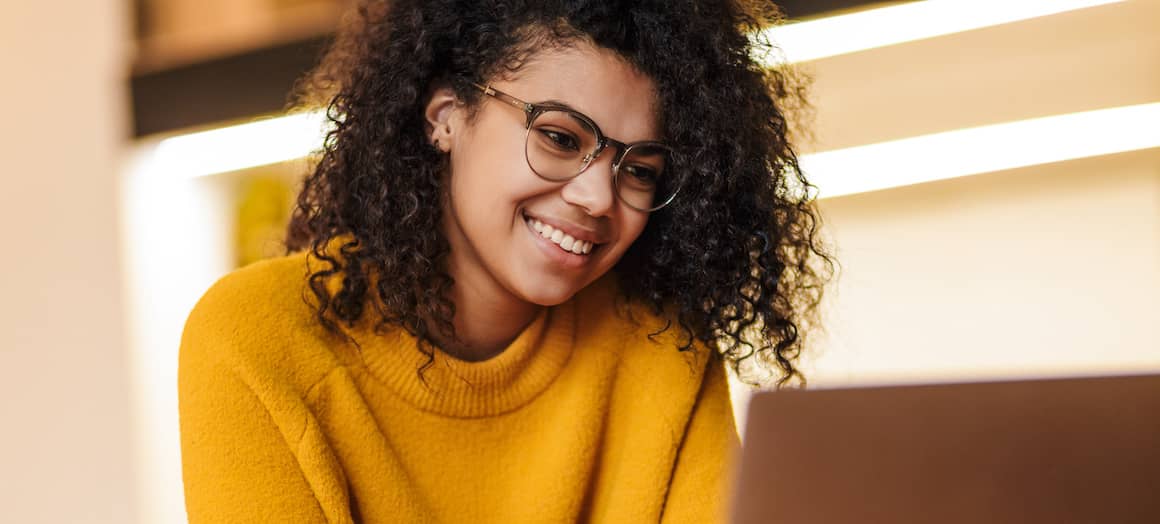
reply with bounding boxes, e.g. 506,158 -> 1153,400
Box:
179,250 -> 739,523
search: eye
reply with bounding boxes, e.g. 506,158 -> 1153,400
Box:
538,128 -> 580,152
622,164 -> 659,186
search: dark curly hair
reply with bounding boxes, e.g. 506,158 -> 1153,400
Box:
286,0 -> 834,387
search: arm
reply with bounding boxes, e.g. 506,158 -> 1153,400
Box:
660,354 -> 742,524
178,328 -> 328,523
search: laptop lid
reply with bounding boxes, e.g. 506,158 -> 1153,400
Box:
730,374 -> 1160,524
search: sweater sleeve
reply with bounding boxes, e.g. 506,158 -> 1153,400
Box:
659,354 -> 741,524
178,326 -> 328,523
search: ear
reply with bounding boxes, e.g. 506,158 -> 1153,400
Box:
424,87 -> 460,153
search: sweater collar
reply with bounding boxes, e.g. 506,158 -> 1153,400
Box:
349,298 -> 576,418
306,235 -> 596,417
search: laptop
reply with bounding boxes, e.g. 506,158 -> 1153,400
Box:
730,374 -> 1160,523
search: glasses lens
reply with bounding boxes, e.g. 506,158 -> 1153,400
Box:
525,109 -> 600,181
525,109 -> 679,211
616,144 -> 676,211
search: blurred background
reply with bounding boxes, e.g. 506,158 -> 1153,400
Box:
1,0 -> 1156,522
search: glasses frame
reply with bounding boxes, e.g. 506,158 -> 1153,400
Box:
471,82 -> 679,212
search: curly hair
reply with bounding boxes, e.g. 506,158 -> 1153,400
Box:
286,0 -> 834,387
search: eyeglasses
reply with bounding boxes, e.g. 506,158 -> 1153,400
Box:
471,83 -> 679,212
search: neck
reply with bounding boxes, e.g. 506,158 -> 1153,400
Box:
436,206 -> 542,361
434,284 -> 541,362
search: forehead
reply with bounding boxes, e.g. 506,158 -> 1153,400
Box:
491,44 -> 663,142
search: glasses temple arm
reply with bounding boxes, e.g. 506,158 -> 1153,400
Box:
472,83 -> 533,114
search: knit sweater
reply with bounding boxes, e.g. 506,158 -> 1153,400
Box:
178,250 -> 739,523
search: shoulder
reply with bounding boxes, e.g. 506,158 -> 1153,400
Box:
180,250 -> 343,391
184,251 -> 316,339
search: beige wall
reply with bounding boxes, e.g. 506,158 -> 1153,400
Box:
0,1 -> 135,523
800,0 -> 1160,386
812,148 -> 1159,384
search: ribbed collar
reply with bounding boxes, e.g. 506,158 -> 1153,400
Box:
348,300 -> 577,418
304,237 -> 582,418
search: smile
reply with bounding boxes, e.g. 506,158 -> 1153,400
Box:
523,215 -> 595,255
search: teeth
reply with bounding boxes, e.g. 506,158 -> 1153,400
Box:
526,216 -> 596,256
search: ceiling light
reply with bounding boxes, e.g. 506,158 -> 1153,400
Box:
801,102 -> 1160,199
757,0 -> 1125,64
149,110 -> 329,179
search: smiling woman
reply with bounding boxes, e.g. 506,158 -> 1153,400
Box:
177,0 -> 833,522
427,46 -> 661,360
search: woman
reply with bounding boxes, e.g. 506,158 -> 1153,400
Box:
178,0 -> 831,522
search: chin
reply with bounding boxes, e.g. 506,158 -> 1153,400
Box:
514,279 -> 585,307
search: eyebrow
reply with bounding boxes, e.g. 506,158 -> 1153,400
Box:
535,98 -> 664,144
536,97 -> 599,132
539,98 -> 583,113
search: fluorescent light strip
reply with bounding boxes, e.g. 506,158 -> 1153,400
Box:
758,0 -> 1125,64
801,102 -> 1160,200
146,103 -> 1160,198
151,110 -> 329,178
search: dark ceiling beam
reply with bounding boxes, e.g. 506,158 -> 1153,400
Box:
130,1 -> 895,138
130,36 -> 330,137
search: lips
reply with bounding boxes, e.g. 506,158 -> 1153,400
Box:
525,215 -> 594,255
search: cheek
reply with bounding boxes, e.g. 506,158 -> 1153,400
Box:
622,214 -> 649,245
451,141 -> 540,200
602,214 -> 649,264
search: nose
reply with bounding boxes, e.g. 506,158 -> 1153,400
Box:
559,148 -> 617,217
